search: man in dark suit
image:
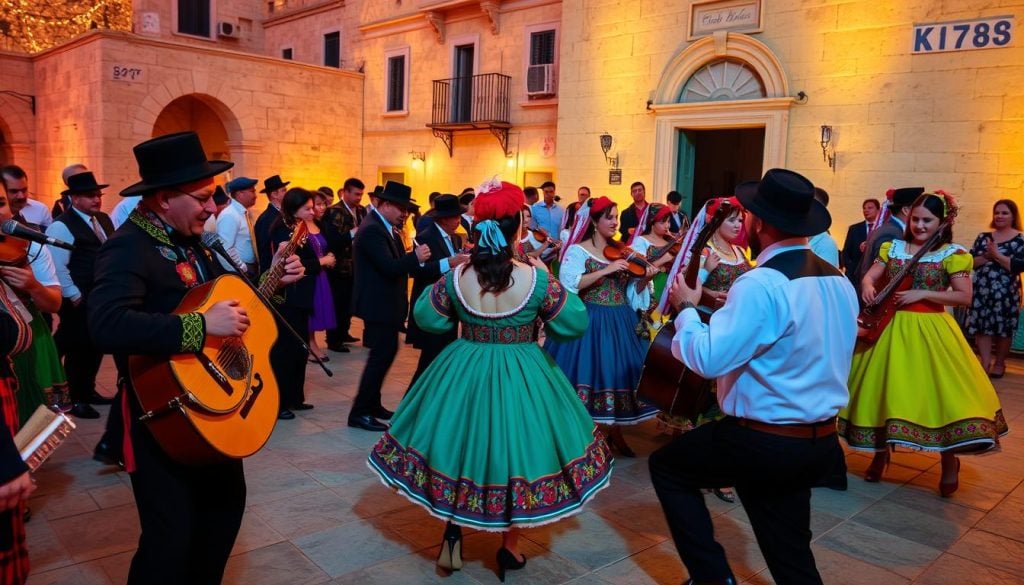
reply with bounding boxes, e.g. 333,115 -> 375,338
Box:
406,195 -> 470,387
45,171 -> 116,419
254,174 -> 289,273
89,131 -> 304,583
854,187 -> 923,298
349,182 -> 430,431
840,197 -> 881,287
619,181 -> 650,243
322,177 -> 365,353
666,191 -> 690,234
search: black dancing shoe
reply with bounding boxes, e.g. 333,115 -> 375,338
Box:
436,522 -> 463,571
372,406 -> 394,420
347,415 -> 387,432
496,547 -> 526,582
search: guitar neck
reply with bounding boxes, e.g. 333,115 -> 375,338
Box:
871,219 -> 953,307
260,225 -> 307,295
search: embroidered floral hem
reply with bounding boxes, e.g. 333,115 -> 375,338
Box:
368,431 -> 613,530
576,385 -> 660,425
838,410 -> 1008,452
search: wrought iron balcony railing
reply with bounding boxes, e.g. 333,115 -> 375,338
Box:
427,73 -> 511,157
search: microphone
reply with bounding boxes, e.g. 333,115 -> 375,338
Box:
1,220 -> 75,250
201,232 -> 245,274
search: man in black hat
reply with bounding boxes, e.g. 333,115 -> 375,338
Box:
349,181 -> 430,431
88,132 -> 303,584
405,194 -> 470,387
254,174 -> 290,273
322,177 -> 366,353
653,168 -> 859,585
853,187 -> 923,298
44,171 -> 115,419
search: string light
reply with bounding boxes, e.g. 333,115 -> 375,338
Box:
1,0 -> 131,53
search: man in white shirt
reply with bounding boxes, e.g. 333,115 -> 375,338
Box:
215,177 -> 259,276
653,169 -> 858,585
46,171 -> 116,420
0,164 -> 52,229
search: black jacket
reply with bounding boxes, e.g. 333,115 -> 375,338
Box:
406,223 -> 462,346
841,221 -> 871,273
619,203 -> 645,242
254,205 -> 280,274
352,211 -> 422,326
321,202 -> 363,277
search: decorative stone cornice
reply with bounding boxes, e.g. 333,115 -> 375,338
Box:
424,11 -> 446,44
480,1 -> 501,34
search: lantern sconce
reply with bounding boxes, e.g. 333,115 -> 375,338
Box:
820,125 -> 835,172
409,151 -> 425,169
599,132 -> 619,168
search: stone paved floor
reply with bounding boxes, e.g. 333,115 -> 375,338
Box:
23,324 -> 1024,584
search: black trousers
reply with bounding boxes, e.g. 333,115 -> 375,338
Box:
96,373 -> 127,458
325,273 -> 355,345
127,423 -> 245,585
270,305 -> 310,409
648,417 -> 845,585
350,322 -> 399,418
407,330 -> 457,389
54,301 -> 104,403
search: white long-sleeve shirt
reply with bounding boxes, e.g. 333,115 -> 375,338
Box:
44,207 -> 93,301
672,240 -> 859,424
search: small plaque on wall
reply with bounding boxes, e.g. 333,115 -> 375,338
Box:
689,0 -> 762,40
609,169 -> 622,185
110,65 -> 145,83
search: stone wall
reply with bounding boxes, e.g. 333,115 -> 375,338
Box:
556,0 -> 1024,238
0,51 -> 37,191
132,0 -> 267,54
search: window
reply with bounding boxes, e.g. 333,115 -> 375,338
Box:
384,47 -> 410,114
529,30 -> 556,66
178,0 -> 211,37
324,31 -> 341,68
282,48 -> 293,60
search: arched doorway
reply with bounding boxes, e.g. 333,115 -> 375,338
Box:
650,32 -> 793,215
152,94 -> 236,163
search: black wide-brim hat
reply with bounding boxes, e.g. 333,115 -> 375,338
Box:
62,171 -> 109,196
121,132 -> 233,197
377,181 -> 418,210
432,194 -> 462,218
738,169 -> 830,237
261,174 -> 290,194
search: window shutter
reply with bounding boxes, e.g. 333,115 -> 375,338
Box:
387,55 -> 406,111
529,30 -> 556,66
178,0 -> 211,36
324,32 -> 341,68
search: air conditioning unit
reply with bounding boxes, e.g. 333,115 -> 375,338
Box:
526,64 -> 556,96
217,20 -> 240,38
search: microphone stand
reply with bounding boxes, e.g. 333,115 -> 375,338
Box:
202,240 -> 333,377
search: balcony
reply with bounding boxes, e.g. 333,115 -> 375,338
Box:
427,73 -> 511,157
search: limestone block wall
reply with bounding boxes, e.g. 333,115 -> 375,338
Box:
0,51 -> 38,190
357,1 -> 562,198
132,0 -> 267,55
557,0 -> 1024,239
264,1 -> 356,67
28,30 -> 363,214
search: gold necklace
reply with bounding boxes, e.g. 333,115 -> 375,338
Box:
710,236 -> 736,261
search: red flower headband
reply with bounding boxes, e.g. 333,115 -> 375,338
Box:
589,196 -> 615,216
653,205 -> 674,223
705,196 -> 741,222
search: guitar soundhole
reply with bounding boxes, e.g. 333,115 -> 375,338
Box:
217,337 -> 252,380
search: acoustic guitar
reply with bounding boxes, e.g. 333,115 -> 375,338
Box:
635,202 -> 732,420
129,222 -> 308,465
857,209 -> 957,344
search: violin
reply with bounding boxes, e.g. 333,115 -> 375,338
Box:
647,231 -> 686,265
0,234 -> 29,267
603,240 -> 653,277
530,227 -> 550,243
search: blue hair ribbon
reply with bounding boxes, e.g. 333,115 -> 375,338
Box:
474,220 -> 508,253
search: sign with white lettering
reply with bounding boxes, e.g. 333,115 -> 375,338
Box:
690,0 -> 762,39
110,65 -> 145,83
912,16 -> 1014,54
609,169 -> 622,186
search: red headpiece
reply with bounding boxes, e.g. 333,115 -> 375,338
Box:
589,196 -> 615,216
473,179 -> 525,221
705,196 -> 741,221
653,205 -> 673,223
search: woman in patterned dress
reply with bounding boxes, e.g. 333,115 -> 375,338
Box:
368,181 -> 611,581
544,197 -> 660,457
841,193 -> 1008,497
631,203 -> 680,303
966,199 -> 1024,378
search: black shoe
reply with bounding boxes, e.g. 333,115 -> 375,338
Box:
496,547 -> 527,582
277,409 -> 295,420
93,439 -> 123,467
437,522 -> 463,571
85,392 -> 114,405
326,342 -> 350,353
70,403 -> 101,419
373,406 -> 394,420
347,415 -> 387,432
291,403 -> 315,411
343,334 -> 360,343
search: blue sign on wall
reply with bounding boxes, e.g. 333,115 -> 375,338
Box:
913,16 -> 1014,53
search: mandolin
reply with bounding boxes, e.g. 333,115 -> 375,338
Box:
857,209 -> 957,344
128,222 -> 308,465
635,201 -> 732,420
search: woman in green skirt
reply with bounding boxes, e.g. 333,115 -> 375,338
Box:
368,181 -> 612,582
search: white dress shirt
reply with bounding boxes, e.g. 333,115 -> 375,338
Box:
672,240 -> 859,424
809,231 -> 840,268
44,207 -> 95,301
22,198 -> 53,229
26,241 -> 59,288
111,196 -> 142,228
215,199 -> 256,266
